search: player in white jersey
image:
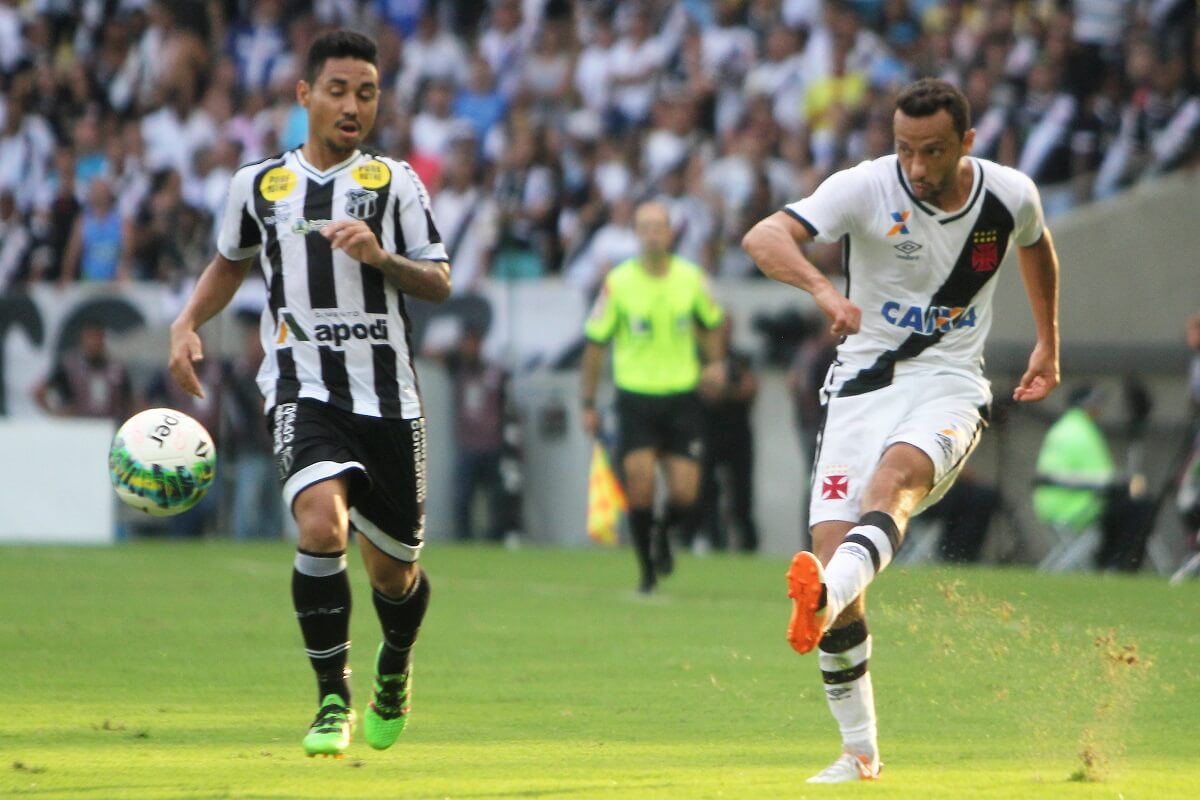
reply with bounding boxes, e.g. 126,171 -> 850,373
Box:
743,79 -> 1061,783
168,31 -> 451,757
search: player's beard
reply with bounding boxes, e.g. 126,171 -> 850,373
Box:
322,134 -> 358,157
916,172 -> 954,206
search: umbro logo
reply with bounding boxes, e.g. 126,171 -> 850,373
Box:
894,240 -> 922,255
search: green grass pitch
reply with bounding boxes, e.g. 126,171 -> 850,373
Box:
2,541 -> 1198,799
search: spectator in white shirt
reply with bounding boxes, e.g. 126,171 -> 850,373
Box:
412,78 -> 468,165
609,7 -> 669,130
140,74 -> 216,183
396,9 -> 470,107
574,11 -> 615,117
479,0 -> 531,100
433,132 -> 499,295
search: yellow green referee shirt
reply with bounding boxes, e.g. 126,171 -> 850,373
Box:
584,255 -> 725,395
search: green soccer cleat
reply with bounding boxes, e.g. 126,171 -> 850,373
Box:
303,694 -> 355,757
363,646 -> 412,750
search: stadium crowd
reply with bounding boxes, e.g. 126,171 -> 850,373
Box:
0,0 -> 1197,295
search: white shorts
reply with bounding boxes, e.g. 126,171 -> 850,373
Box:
809,371 -> 991,527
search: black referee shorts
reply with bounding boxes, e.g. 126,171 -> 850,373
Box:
270,399 -> 427,561
616,389 -> 704,462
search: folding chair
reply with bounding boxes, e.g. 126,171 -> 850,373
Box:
1037,522 -> 1101,572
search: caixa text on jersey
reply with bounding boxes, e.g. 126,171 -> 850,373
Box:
880,301 -> 979,334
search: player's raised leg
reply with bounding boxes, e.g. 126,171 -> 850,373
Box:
292,477 -> 356,757
359,536 -> 429,750
820,445 -> 930,622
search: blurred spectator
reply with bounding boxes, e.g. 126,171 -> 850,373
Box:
492,123 -> 558,278
518,17 -> 576,124
788,322 -> 838,464
695,319 -> 759,553
0,1 -> 22,74
27,147 -> 81,284
58,179 -> 130,285
743,24 -> 807,133
443,325 -> 515,543
34,321 -> 132,423
479,0 -> 532,100
397,8 -> 470,106
1094,44 -> 1200,199
140,73 -> 216,182
563,193 -> 638,293
411,77 -> 467,170
0,87 -> 57,213
1033,385 -> 1153,571
224,316 -> 285,540
0,189 -> 31,290
432,129 -> 499,294
697,0 -> 759,136
229,0 -> 287,93
574,11 -> 615,118
608,6 -> 670,131
453,55 -> 508,148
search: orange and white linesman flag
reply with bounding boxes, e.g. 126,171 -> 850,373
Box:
587,443 -> 626,546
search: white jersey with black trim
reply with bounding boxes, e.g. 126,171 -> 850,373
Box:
784,154 -> 1045,398
217,148 -> 448,419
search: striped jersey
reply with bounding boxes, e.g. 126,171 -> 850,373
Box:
784,154 -> 1045,398
217,148 -> 448,418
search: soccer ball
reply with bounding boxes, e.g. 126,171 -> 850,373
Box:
108,408 -> 216,516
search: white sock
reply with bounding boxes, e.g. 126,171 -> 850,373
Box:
818,622 -> 878,763
823,512 -> 901,622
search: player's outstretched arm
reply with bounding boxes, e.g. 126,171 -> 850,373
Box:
322,220 -> 451,303
1013,229 -> 1060,403
743,211 -> 860,335
169,253 -> 254,398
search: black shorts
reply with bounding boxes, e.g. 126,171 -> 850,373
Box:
271,399 -> 427,562
616,390 -> 704,461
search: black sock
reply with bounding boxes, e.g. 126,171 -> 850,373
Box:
292,549 -> 353,705
372,569 -> 432,675
629,508 -> 655,582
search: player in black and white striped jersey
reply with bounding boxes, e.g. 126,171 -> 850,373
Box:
168,30 -> 449,757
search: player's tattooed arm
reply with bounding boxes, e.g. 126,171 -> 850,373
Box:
1013,229 -> 1060,403
322,220 -> 451,303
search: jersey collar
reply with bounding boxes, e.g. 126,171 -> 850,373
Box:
895,157 -> 984,224
295,148 -> 362,183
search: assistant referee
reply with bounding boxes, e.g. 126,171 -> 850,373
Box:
581,201 -> 726,593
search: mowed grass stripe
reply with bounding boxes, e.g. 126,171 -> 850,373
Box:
2,542 -> 1197,798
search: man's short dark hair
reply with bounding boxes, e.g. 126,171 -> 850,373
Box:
305,29 -> 378,83
895,78 -> 971,139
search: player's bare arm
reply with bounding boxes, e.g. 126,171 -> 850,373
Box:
743,211 -> 861,335
168,253 -> 254,399
1012,229 -> 1060,403
579,341 -> 605,437
321,219 -> 451,303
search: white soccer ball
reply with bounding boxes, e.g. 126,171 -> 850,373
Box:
108,408 -> 217,516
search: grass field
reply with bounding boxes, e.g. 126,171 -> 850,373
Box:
2,541 -> 1198,799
